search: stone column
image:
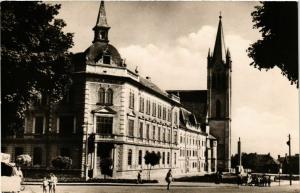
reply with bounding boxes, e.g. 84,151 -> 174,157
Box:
93,142 -> 98,177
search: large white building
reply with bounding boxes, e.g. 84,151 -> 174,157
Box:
1,1 -> 233,179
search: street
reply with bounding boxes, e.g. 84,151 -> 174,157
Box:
22,183 -> 300,193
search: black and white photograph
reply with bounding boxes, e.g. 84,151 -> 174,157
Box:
1,1 -> 299,193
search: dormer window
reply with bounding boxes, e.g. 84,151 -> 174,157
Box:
103,55 -> 111,64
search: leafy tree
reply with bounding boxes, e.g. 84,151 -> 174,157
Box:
247,2 -> 298,87
100,158 -> 113,179
144,151 -> 161,180
51,156 -> 72,169
1,2 -> 74,136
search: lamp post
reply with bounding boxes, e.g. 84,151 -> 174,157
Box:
287,134 -> 292,186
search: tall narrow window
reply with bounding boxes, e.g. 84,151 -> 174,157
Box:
152,102 -> 156,117
158,105 -> 161,118
173,131 -> 177,144
167,152 -> 170,164
146,124 -> 150,140
162,128 -> 166,142
146,100 -> 151,115
34,116 -> 44,135
162,152 -> 165,164
139,122 -> 143,139
174,153 -> 177,165
162,107 -> 166,120
129,92 -> 135,109
139,97 -> 144,113
174,111 -> 178,125
98,88 -> 105,104
128,149 -> 132,166
158,127 -> 161,141
167,109 -> 171,122
216,100 -> 221,118
152,126 -> 156,140
138,150 -> 142,165
33,147 -> 43,165
128,120 -> 134,137
106,89 -> 113,105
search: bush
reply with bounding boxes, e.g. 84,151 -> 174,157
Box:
51,156 -> 72,169
16,154 -> 32,166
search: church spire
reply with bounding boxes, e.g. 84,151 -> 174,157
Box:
212,14 -> 226,64
93,0 -> 110,43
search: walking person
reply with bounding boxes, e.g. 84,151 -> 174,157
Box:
165,169 -> 172,190
137,170 -> 142,184
42,177 -> 49,193
49,173 -> 58,193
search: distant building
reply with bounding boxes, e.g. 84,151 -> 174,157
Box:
1,1 -> 222,179
278,154 -> 300,174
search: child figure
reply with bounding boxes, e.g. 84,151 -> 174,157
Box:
42,177 -> 48,193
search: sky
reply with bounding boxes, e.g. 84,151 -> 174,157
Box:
53,1 -> 299,158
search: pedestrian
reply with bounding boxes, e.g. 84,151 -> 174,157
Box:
267,175 -> 271,187
165,169 -> 172,190
42,177 -> 49,193
137,170 -> 142,184
49,173 -> 58,193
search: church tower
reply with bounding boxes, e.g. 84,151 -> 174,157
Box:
207,15 -> 232,171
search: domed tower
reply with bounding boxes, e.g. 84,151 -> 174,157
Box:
207,15 -> 232,171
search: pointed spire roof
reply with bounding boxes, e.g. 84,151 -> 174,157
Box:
212,14 -> 227,64
95,0 -> 110,28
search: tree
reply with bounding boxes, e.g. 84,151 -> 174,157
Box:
1,2 -> 74,136
247,2 -> 298,87
51,156 -> 72,169
144,151 -> 161,180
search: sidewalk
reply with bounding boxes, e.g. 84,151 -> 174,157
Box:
23,180 -> 298,187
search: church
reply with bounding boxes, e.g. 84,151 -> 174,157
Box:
2,1 -> 231,179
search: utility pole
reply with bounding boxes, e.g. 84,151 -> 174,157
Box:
287,134 -> 292,185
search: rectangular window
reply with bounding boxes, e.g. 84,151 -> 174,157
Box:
103,55 -> 111,64
174,111 -> 178,124
139,122 -> 143,139
128,120 -> 134,137
128,149 -> 132,166
96,117 -> 113,135
162,152 -> 165,164
174,153 -> 177,165
158,105 -> 161,118
152,126 -> 156,140
129,92 -> 135,109
139,97 -> 144,113
146,124 -> 150,140
152,102 -> 156,117
59,115 -> 74,135
173,131 -> 177,144
34,116 -> 44,135
167,129 -> 170,143
167,109 -> 171,122
167,152 -> 170,164
163,128 -> 166,142
146,100 -> 150,115
162,107 -> 166,120
158,127 -> 161,141
138,150 -> 142,165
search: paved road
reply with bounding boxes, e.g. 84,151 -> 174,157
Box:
23,183 -> 300,193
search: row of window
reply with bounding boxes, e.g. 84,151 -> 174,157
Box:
128,120 -> 178,143
29,116 -> 76,135
127,149 -> 175,166
179,136 -> 205,146
129,92 -> 178,124
179,149 -> 201,157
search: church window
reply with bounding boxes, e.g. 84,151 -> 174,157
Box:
98,88 -> 105,104
216,100 -> 221,118
106,89 -> 113,105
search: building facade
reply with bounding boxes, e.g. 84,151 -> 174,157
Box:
2,1 -> 227,178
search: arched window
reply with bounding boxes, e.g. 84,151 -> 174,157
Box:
33,147 -> 43,166
106,89 -> 113,105
128,149 -> 132,166
98,88 -> 105,104
216,100 -> 221,118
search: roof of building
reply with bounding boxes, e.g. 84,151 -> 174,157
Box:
139,76 -> 169,98
167,90 -> 207,124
